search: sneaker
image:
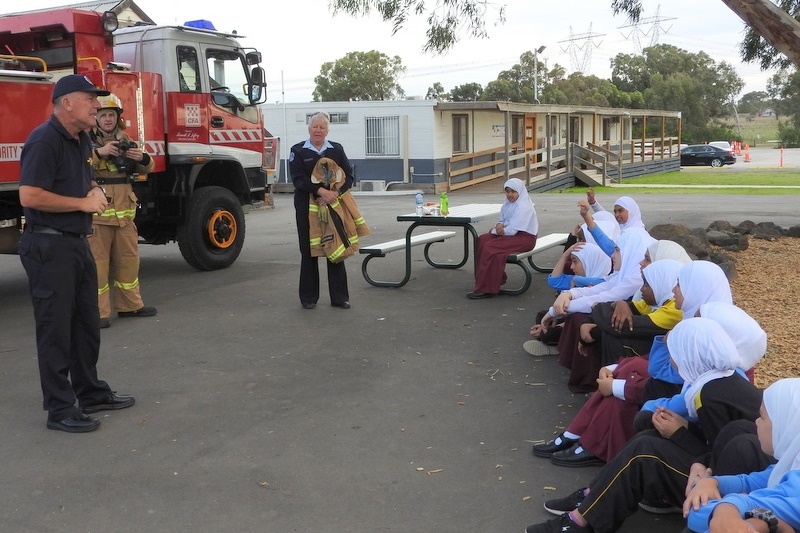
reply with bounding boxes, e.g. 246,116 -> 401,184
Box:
118,306 -> 157,318
543,488 -> 588,516
99,317 -> 111,329
523,340 -> 559,356
638,500 -> 682,514
525,512 -> 593,533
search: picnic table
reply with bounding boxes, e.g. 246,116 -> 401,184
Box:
360,203 -> 501,288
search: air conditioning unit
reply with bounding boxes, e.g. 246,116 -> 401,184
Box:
360,180 -> 386,192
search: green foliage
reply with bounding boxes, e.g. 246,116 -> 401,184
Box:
426,82 -> 450,101
313,50 -> 406,101
777,121 -> 800,147
450,82 -> 484,101
329,0 -> 505,54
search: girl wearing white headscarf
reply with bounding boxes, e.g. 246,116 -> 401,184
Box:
577,203 -> 624,257
582,259 -> 684,366
549,229 -> 656,317
686,378 -> 800,533
675,261 -> 733,319
467,178 -> 538,298
588,193 -> 646,232
547,242 -> 612,291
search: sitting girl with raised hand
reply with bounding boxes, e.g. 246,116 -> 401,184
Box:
586,189 -> 647,234
532,259 -> 684,468
684,377 -> 800,533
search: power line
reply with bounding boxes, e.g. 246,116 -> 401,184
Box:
558,23 -> 605,73
618,4 -> 676,54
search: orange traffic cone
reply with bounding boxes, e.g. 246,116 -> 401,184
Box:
744,144 -> 751,163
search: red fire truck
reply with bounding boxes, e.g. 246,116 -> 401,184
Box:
0,8 -> 273,270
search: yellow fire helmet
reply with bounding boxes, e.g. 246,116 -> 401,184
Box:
96,93 -> 126,129
97,93 -> 123,113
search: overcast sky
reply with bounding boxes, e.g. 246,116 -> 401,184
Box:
18,0 -> 775,102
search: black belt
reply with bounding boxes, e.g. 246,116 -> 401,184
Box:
94,177 -> 129,185
27,226 -> 90,239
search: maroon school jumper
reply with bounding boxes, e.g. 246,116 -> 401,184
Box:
472,232 -> 536,294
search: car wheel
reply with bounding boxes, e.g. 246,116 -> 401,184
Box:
710,158 -> 722,168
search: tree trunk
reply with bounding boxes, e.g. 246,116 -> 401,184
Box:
722,0 -> 800,66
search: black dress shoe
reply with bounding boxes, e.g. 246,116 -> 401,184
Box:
47,412 -> 100,433
466,292 -> 494,299
332,301 -> 351,309
99,318 -> 111,329
302,303 -> 316,309
118,306 -> 157,318
81,392 -> 136,414
550,444 -> 604,467
532,433 -> 579,458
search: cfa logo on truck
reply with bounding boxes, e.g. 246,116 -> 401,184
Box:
185,104 -> 201,127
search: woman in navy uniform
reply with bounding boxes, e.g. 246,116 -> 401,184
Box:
289,112 -> 355,310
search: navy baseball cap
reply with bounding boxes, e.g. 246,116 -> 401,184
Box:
52,75 -> 110,103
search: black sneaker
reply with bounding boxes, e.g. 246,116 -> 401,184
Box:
525,512 -> 593,533
543,487 -> 588,516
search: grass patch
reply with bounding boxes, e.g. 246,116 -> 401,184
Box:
558,170 -> 800,195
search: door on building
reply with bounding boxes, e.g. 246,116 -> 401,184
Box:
525,114 -> 539,161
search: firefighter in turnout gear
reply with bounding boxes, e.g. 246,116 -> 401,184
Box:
89,94 -> 157,328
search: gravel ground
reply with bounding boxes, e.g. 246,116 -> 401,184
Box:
728,237 -> 800,388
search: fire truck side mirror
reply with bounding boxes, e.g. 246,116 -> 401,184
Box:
246,51 -> 262,66
249,66 -> 266,104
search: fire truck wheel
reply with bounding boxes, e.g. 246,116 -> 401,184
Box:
177,186 -> 245,271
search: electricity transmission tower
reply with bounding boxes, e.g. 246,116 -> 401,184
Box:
618,5 -> 676,55
558,24 -> 605,73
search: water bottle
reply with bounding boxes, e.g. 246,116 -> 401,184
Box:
439,192 -> 449,216
415,192 -> 423,216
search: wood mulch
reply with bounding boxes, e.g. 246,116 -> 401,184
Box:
728,237 -> 800,389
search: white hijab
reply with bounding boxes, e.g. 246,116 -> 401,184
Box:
642,259 -> 683,309
566,229 -> 656,313
677,261 -> 733,320
648,240 -> 692,264
764,378 -> 800,487
498,178 -> 539,236
582,219 -> 621,249
615,196 -> 645,232
667,318 -> 742,419
699,302 -> 767,372
572,242 -> 612,279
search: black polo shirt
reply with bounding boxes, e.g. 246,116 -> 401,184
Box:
19,115 -> 94,234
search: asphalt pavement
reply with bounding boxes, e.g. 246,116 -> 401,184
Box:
0,189 -> 798,533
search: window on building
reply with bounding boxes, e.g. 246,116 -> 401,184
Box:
453,114 -> 469,153
365,116 -> 400,157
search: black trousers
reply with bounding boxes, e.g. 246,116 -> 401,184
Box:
579,430 -> 693,533
294,194 -> 349,306
18,232 -> 111,422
